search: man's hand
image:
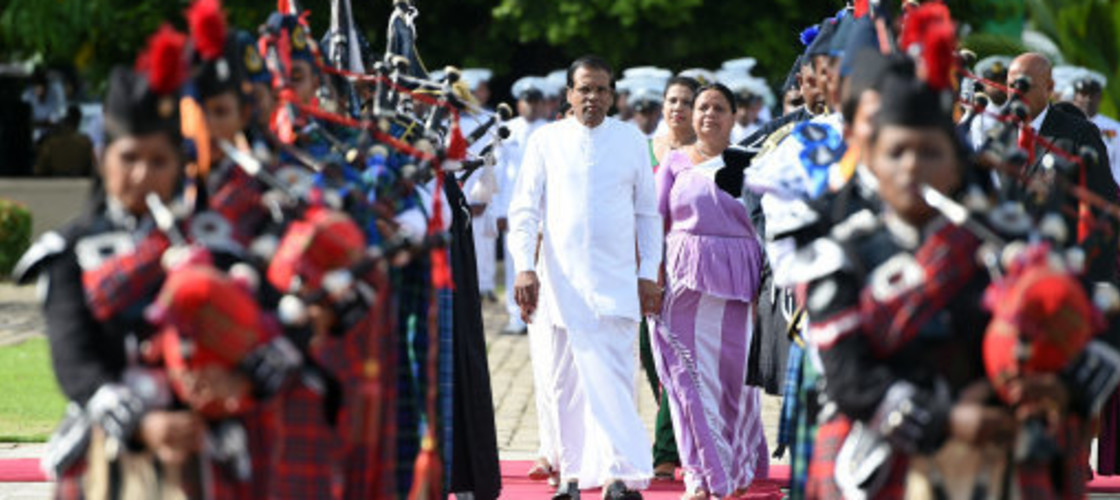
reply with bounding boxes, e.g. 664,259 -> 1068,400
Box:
1006,373 -> 1069,426
470,203 -> 487,217
497,217 -> 509,232
139,411 -> 204,466
514,271 -> 540,322
639,279 -> 663,316
949,401 -> 1017,446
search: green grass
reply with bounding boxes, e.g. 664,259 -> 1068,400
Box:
0,338 -> 67,442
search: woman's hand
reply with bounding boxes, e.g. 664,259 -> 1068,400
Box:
639,278 -> 663,316
138,410 -> 204,466
515,271 -> 540,322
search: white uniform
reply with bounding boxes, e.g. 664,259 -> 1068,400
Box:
495,115 -> 555,463
731,121 -> 762,145
1091,113 -> 1120,186
460,110 -> 499,294
494,116 -> 547,328
968,100 -> 1007,151
509,116 -> 662,490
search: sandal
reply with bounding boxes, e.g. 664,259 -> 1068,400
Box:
528,459 -> 554,480
652,462 -> 676,481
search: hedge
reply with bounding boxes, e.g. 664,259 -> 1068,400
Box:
0,199 -> 32,278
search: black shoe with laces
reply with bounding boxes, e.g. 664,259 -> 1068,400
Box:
602,480 -> 642,500
552,480 -> 580,500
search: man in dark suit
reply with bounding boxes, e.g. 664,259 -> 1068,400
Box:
1007,52 -> 1117,283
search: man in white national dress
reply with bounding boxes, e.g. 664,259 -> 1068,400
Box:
508,55 -> 663,500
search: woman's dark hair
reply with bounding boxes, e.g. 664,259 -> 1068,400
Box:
695,83 -> 738,115
566,55 -> 614,89
663,76 -> 700,98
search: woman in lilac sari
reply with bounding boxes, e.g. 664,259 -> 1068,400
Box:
653,84 -> 769,499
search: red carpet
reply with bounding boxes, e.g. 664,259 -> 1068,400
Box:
5,458 -> 1120,496
498,461 -> 786,499
0,458 -> 46,482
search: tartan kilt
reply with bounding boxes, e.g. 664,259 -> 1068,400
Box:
310,268 -> 398,499
1015,415 -> 1091,500
268,384 -> 342,499
807,414 -> 1091,500
805,416 -> 908,500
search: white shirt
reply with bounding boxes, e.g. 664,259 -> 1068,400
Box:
1030,105 -> 1049,133
493,116 -> 547,219
731,121 -> 761,145
508,117 -> 662,330
1091,113 -> 1120,185
968,100 -> 1006,150
458,110 -> 499,206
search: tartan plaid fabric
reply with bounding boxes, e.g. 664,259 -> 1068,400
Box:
859,223 -> 981,358
791,349 -> 824,499
805,415 -> 909,500
310,266 -> 399,499
777,343 -> 803,455
244,404 -> 275,497
437,285 -> 454,494
805,416 -> 850,499
208,167 -> 266,246
207,460 -> 252,500
393,260 -> 431,496
269,384 -> 342,499
81,231 -> 169,322
54,463 -> 84,500
806,415 -> 1091,499
1016,416 -> 1090,500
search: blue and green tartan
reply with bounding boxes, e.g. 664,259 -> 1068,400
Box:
393,259 -> 430,496
438,285 -> 454,494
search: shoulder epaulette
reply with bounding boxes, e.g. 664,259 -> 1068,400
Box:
12,231 -> 68,284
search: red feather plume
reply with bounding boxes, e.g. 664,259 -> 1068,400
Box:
898,1 -> 957,92
135,24 -> 188,95
854,0 -> 869,18
922,22 -> 957,91
898,1 -> 951,52
187,0 -> 228,60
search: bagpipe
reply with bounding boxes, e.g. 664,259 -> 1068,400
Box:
38,1 -> 513,497
910,15 -> 1120,500
761,2 -> 1120,497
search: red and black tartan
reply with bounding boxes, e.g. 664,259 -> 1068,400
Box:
268,384 -> 343,499
81,232 -> 169,321
209,168 -> 267,246
859,223 -> 982,357
806,416 -> 910,500
1016,415 -> 1091,500
312,267 -> 398,499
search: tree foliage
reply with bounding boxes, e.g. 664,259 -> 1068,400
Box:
1025,0 -> 1120,117
0,0 -> 1042,108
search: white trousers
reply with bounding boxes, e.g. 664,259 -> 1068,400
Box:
528,317 -> 559,465
550,318 -> 653,490
503,233 -> 523,322
472,215 -> 497,293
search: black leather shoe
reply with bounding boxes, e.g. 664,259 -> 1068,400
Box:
553,480 -> 580,500
602,480 -> 642,500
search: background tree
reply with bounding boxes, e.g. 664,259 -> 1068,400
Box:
0,0 -> 1110,116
